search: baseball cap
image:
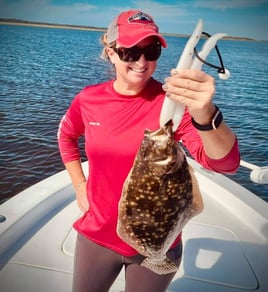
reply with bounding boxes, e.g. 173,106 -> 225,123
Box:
107,10 -> 167,48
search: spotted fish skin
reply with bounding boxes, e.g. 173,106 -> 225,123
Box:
117,120 -> 203,274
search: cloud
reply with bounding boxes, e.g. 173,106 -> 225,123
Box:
129,0 -> 188,31
0,0 -> 97,23
192,0 -> 268,10
133,0 -> 185,17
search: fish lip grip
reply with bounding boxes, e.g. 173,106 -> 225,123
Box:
160,19 -> 230,131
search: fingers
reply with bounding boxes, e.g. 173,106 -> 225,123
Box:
166,69 -> 214,93
171,68 -> 213,83
162,68 -> 215,106
76,184 -> 89,213
162,68 -> 218,123
79,196 -> 89,213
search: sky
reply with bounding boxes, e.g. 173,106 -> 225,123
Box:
0,0 -> 268,40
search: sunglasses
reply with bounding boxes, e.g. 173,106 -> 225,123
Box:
113,42 -> 162,62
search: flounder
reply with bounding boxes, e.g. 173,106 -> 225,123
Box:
117,120 -> 203,274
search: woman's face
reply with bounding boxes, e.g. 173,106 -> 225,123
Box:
107,36 -> 160,95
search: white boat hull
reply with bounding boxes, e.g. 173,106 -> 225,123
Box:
1,159 -> 268,291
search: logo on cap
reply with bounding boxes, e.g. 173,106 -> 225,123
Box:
128,12 -> 153,24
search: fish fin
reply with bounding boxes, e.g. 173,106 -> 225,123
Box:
189,166 -> 204,215
141,257 -> 178,275
117,221 -> 146,255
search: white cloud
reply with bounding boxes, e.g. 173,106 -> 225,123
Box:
0,0 -> 97,23
192,0 -> 268,10
133,0 -> 185,17
128,0 -> 188,31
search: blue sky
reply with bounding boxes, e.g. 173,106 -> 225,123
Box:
0,0 -> 268,40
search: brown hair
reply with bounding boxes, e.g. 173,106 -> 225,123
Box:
100,33 -> 116,61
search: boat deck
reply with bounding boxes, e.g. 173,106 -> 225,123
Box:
1,159 -> 267,291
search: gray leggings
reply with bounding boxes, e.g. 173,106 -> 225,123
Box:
73,233 -> 182,292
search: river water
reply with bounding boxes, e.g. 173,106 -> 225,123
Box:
0,24 -> 267,203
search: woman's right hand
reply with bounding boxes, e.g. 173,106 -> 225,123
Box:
64,160 -> 90,213
75,181 -> 89,213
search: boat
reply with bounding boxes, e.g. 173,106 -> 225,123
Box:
0,158 -> 268,292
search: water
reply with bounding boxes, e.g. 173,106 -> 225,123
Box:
0,24 -> 267,204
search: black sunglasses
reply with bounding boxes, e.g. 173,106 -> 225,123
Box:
113,42 -> 162,62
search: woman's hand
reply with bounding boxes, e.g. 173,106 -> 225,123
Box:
75,181 -> 89,213
163,68 -> 217,124
163,68 -> 237,161
64,160 -> 89,214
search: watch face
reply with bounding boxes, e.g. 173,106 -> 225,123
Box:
192,105 -> 223,131
212,109 -> 222,130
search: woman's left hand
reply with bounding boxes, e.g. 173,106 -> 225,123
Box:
162,68 -> 238,163
162,68 -> 217,124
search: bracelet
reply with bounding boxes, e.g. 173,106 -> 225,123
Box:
191,105 -> 223,131
75,180 -> 86,191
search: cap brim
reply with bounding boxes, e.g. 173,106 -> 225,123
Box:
118,32 -> 167,48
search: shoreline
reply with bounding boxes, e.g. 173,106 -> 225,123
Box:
0,20 -> 106,32
0,18 -> 259,42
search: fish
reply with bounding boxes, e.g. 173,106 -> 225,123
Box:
117,120 -> 203,274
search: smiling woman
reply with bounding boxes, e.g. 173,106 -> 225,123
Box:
56,8 -> 240,292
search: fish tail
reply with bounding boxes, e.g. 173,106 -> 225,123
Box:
141,257 -> 178,275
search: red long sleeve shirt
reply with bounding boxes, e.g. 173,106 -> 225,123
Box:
58,78 -> 240,256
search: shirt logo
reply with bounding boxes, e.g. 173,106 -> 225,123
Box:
89,121 -> 101,126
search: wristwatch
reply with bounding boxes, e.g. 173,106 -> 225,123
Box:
191,105 -> 223,131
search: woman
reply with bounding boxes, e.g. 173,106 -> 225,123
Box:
58,9 -> 240,292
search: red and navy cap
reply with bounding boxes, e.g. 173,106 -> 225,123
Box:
107,10 -> 167,48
